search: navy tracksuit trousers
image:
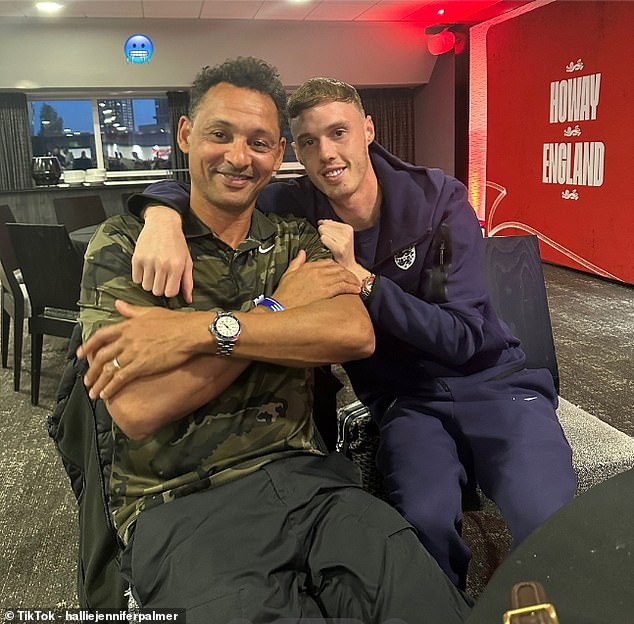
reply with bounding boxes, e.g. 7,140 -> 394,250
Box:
373,366 -> 577,589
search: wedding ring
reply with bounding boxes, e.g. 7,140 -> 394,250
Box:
112,356 -> 121,370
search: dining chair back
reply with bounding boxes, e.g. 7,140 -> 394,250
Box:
120,192 -> 134,214
6,223 -> 83,404
482,234 -> 560,393
0,205 -> 31,391
53,195 -> 107,234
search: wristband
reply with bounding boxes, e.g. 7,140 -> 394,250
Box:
255,296 -> 285,312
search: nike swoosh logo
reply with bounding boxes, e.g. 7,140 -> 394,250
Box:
259,244 -> 275,253
524,396 -> 538,401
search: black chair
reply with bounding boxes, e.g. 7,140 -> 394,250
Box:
53,195 -> 107,234
0,205 -> 31,391
120,192 -> 135,214
482,234 -> 559,393
6,223 -> 83,405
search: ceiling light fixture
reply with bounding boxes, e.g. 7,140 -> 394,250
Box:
36,2 -> 64,14
425,25 -> 456,56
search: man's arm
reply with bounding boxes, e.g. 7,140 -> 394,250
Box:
81,221 -> 370,440
81,252 -> 368,387
355,179 -> 497,365
128,179 -> 314,300
318,180 -> 503,368
79,217 -> 253,439
89,291 -> 371,441
134,208 -> 192,301
127,180 -> 191,220
129,181 -> 194,300
103,353 -> 250,441
317,219 -> 372,282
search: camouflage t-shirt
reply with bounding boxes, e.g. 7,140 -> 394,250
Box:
79,210 -> 331,543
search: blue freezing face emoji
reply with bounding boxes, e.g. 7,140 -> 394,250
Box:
124,34 -> 154,64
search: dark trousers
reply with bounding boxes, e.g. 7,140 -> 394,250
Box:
122,453 -> 471,623
374,367 -> 577,589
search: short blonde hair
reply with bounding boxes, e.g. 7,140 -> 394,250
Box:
287,78 -> 365,120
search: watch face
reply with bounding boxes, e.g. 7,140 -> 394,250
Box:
215,315 -> 240,339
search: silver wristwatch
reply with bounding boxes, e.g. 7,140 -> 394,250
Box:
209,312 -> 241,357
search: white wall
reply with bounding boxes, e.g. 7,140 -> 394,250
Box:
0,18 -> 438,91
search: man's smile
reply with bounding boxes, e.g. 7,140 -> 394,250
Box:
217,170 -> 253,187
323,167 -> 345,181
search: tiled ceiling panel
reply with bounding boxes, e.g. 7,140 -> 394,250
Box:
143,1 -> 204,19
352,1 -> 435,22
76,0 -> 143,18
253,1 -> 320,21
303,2 -> 378,22
199,1 -> 263,20
0,0 -> 534,24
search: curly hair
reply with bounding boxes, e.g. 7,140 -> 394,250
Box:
189,57 -> 287,133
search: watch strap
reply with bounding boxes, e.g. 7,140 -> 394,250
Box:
360,273 -> 376,302
215,339 -> 236,357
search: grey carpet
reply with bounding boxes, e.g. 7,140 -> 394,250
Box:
543,263 -> 634,437
1,336 -> 78,609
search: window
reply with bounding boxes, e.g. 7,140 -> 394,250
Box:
30,99 -> 96,170
99,97 -> 172,172
29,95 -> 172,178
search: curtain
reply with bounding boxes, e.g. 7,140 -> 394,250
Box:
167,90 -> 190,182
0,93 -> 33,191
359,88 -> 415,164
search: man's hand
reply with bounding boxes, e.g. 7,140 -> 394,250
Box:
271,249 -> 361,309
77,300 -> 210,400
132,206 -> 194,302
317,219 -> 368,281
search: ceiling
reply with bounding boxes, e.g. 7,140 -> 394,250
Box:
0,0 -> 533,26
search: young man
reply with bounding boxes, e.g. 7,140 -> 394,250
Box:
77,59 -> 471,621
125,77 -> 577,591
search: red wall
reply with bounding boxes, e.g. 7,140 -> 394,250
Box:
485,1 -> 633,284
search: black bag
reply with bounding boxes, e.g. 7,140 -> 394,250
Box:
336,400 -> 482,511
336,401 -> 387,500
48,325 -> 128,609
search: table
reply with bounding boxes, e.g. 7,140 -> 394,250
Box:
467,468 -> 634,623
69,224 -> 99,255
